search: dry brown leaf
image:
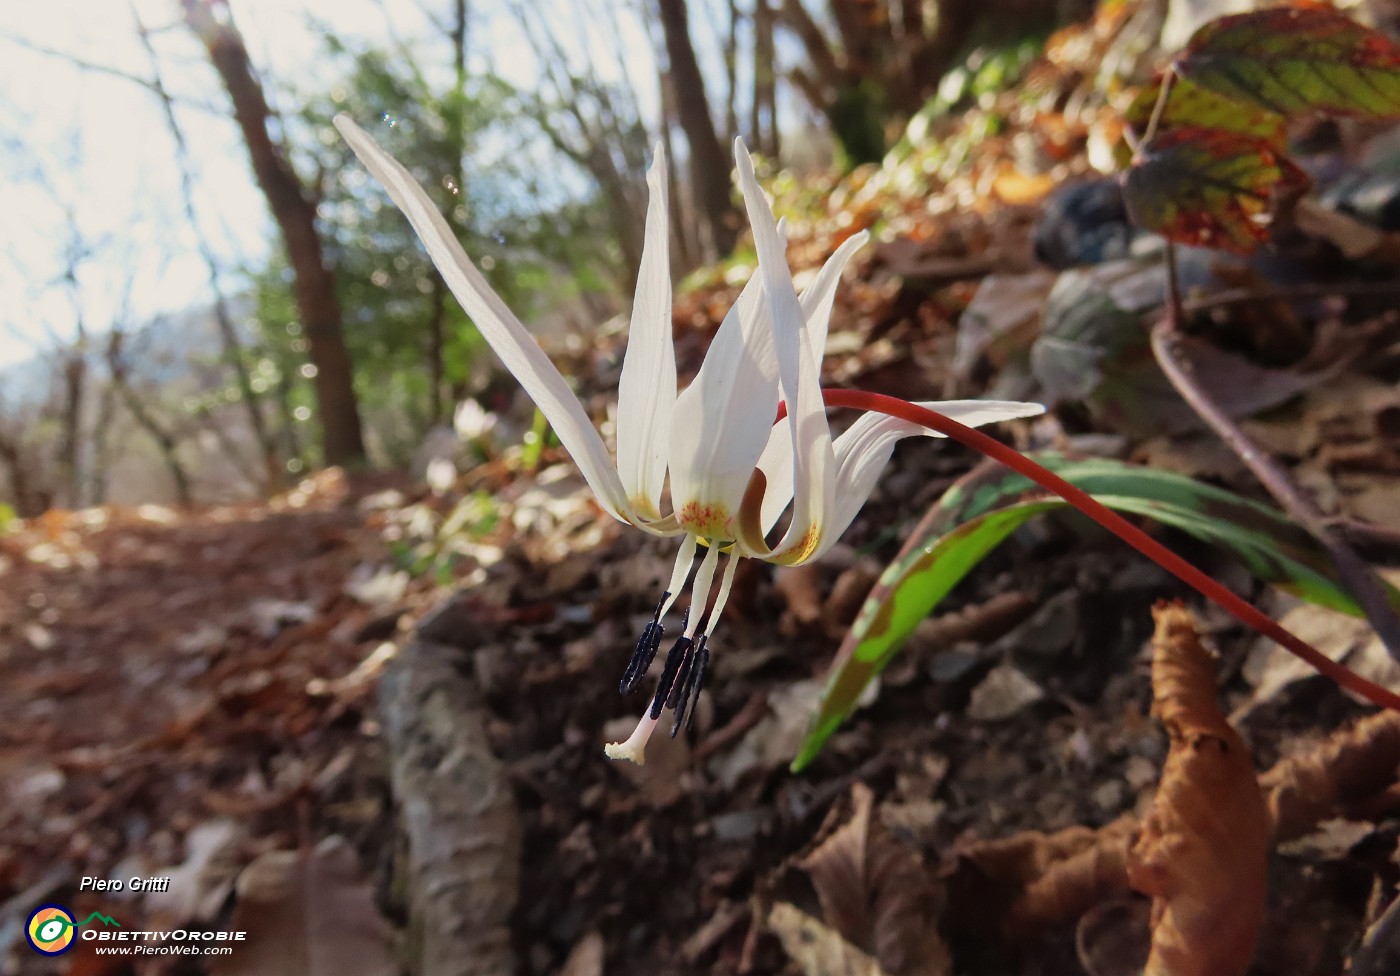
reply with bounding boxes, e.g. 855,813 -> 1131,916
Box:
209,836 -> 396,976
959,707 -> 1400,944
1076,898 -> 1152,976
768,901 -> 890,976
1126,602 -> 1269,976
145,819 -> 243,925
957,815 -> 1137,936
1009,816 -> 1137,934
557,931 -> 605,976
794,783 -> 950,976
1260,711 -> 1400,842
774,563 -> 826,632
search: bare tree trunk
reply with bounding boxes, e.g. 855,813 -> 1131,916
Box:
273,364 -> 306,474
724,0 -> 740,144
752,0 -> 779,157
657,69 -> 697,272
906,0 -> 981,98
183,0 -> 366,468
654,0 -> 740,258
0,430 -> 48,517
87,379 -> 118,505
829,0 -> 879,72
778,0 -> 847,93
106,334 -> 193,507
134,8 -> 282,490
898,0 -> 924,37
55,340 -> 86,508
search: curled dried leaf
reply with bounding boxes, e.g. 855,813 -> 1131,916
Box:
1261,710 -> 1400,841
1127,602 -> 1269,976
957,698 -> 1400,948
956,816 -> 1137,936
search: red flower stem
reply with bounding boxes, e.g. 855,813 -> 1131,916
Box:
818,387 -> 1400,711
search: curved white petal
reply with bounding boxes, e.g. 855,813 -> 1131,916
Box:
753,420 -> 794,536
800,230 -> 868,371
336,115 -> 631,519
735,139 -> 833,564
750,232 -> 871,536
811,399 -> 1047,560
615,143 -> 676,519
667,256 -> 779,540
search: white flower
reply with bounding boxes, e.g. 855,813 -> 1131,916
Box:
336,115 -> 1044,764
453,397 -> 497,443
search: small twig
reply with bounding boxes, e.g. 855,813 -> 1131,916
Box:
1163,240 -> 1185,324
1182,279 -> 1400,316
1328,517 -> 1400,560
1150,315 -> 1400,660
1142,66 -> 1178,148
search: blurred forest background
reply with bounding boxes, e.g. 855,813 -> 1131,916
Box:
0,0 -> 1074,514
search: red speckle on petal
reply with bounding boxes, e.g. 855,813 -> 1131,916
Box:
678,501 -> 732,539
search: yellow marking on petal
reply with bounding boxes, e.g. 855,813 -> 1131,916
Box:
629,494 -> 661,521
773,524 -> 821,565
735,468 -> 770,556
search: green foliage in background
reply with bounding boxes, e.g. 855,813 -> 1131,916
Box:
244,35 -> 632,466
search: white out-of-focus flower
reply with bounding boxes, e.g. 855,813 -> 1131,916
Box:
454,397 -> 497,442
425,457 -> 456,496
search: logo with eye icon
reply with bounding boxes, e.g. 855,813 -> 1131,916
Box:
26,904 -> 77,955
25,905 -> 119,955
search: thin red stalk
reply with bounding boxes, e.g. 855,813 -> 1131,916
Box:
816,388 -> 1400,712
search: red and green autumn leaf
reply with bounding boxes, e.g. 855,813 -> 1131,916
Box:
1123,75 -> 1286,148
1176,4 -> 1400,119
1122,126 -> 1308,251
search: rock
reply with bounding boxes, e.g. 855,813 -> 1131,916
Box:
967,664 -> 1045,721
1032,179 -> 1136,269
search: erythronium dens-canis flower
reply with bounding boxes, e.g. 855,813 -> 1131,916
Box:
335,114 -> 1045,764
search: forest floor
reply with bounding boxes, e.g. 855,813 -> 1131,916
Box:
3,290 -> 1399,976
8,8 -> 1400,975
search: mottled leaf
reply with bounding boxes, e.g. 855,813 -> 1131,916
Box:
1031,260 -> 1326,433
1177,5 -> 1400,120
1124,75 -> 1286,147
1122,127 -> 1308,252
791,454 -> 1400,771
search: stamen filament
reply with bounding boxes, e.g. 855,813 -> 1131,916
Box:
660,535 -> 699,620
703,552 -> 741,637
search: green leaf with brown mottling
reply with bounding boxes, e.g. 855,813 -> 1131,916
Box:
1124,75 -> 1286,149
1122,126 -> 1308,252
791,454 -> 1400,771
1177,5 -> 1400,120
